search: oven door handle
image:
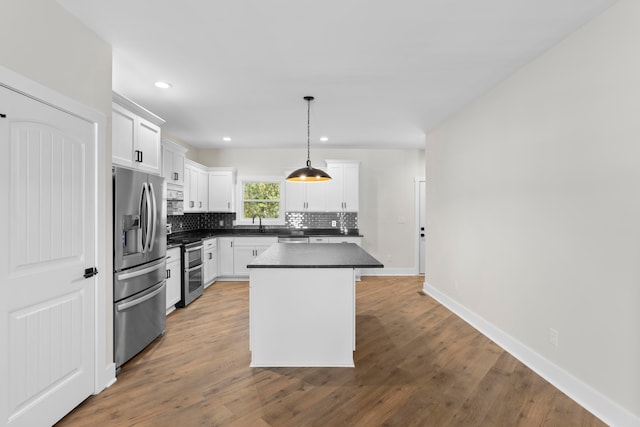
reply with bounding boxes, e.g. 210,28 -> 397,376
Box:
116,281 -> 165,312
187,264 -> 203,273
185,245 -> 203,253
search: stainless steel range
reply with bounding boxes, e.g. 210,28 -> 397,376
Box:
177,240 -> 204,307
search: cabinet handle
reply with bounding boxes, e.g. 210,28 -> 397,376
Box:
227,202 -> 230,209
199,201 -> 202,208
135,150 -> 142,162
173,172 -> 179,181
166,269 -> 170,279
209,253 -> 212,260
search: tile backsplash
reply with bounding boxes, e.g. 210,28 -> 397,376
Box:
285,212 -> 358,230
168,211 -> 358,233
167,212 -> 236,233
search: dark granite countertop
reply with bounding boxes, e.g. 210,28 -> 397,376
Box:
167,228 -> 362,246
247,243 -> 383,269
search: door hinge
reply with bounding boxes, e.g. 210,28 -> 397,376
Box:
84,267 -> 99,278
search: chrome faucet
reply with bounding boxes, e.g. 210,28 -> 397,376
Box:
252,215 -> 264,233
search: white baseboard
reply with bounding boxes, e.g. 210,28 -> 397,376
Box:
361,267 -> 416,276
99,363 -> 116,393
422,281 -> 640,427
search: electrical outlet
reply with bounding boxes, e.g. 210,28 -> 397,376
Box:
331,220 -> 337,227
549,328 -> 559,348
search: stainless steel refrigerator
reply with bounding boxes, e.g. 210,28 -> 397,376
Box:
113,166 -> 167,371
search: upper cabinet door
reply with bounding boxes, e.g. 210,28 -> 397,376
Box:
112,104 -> 135,168
197,169 -> 209,211
325,163 -> 344,212
342,163 -> 359,212
325,161 -> 359,212
208,170 -> 235,212
305,180 -> 328,211
112,93 -> 165,175
161,138 -> 187,187
135,118 -> 161,175
285,179 -> 306,211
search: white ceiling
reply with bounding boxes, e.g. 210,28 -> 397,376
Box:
57,0 -> 616,149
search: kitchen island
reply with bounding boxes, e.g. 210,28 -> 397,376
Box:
247,243 -> 383,367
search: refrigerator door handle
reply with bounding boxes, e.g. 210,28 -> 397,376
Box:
116,281 -> 165,312
148,181 -> 158,252
116,258 -> 166,280
141,182 -> 152,253
139,182 -> 147,253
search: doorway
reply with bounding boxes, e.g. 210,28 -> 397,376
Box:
415,177 -> 426,275
0,69 -> 107,426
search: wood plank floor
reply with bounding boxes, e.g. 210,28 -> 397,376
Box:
57,276 -> 605,427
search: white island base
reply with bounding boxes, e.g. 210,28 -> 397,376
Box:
249,268 -> 356,367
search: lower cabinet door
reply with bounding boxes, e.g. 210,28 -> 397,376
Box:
233,246 -> 255,276
204,248 -> 218,288
166,259 -> 181,311
219,238 -> 234,276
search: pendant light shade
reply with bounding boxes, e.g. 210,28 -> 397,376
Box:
286,96 -> 331,182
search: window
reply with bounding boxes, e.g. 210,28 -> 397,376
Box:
237,176 -> 285,224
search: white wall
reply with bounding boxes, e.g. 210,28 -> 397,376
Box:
425,0 -> 639,422
197,148 -> 425,272
0,0 -> 114,362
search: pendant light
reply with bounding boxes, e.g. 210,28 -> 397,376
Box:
286,96 -> 331,182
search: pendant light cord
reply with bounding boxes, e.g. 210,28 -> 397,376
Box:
306,97 -> 311,167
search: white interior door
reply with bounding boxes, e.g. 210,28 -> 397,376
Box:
0,85 -> 96,426
418,179 -> 426,274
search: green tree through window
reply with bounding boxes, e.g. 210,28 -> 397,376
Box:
243,181 -> 281,219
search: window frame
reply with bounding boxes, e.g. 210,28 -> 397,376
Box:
235,175 -> 286,225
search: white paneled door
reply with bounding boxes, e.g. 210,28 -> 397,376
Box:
0,86 -> 96,426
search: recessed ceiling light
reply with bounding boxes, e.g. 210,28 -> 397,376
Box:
223,137 -> 232,142
320,136 -> 329,142
154,81 -> 172,89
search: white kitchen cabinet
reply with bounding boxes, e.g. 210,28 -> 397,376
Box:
165,247 -> 182,313
218,237 -> 235,277
112,93 -> 164,175
325,160 -> 359,212
161,138 -> 186,188
309,236 -> 329,243
233,246 -> 256,277
208,169 -> 235,212
197,169 -> 208,211
285,174 -> 327,211
184,161 -> 208,212
327,236 -> 362,245
218,236 -> 277,278
233,237 -> 278,276
203,238 -> 218,288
